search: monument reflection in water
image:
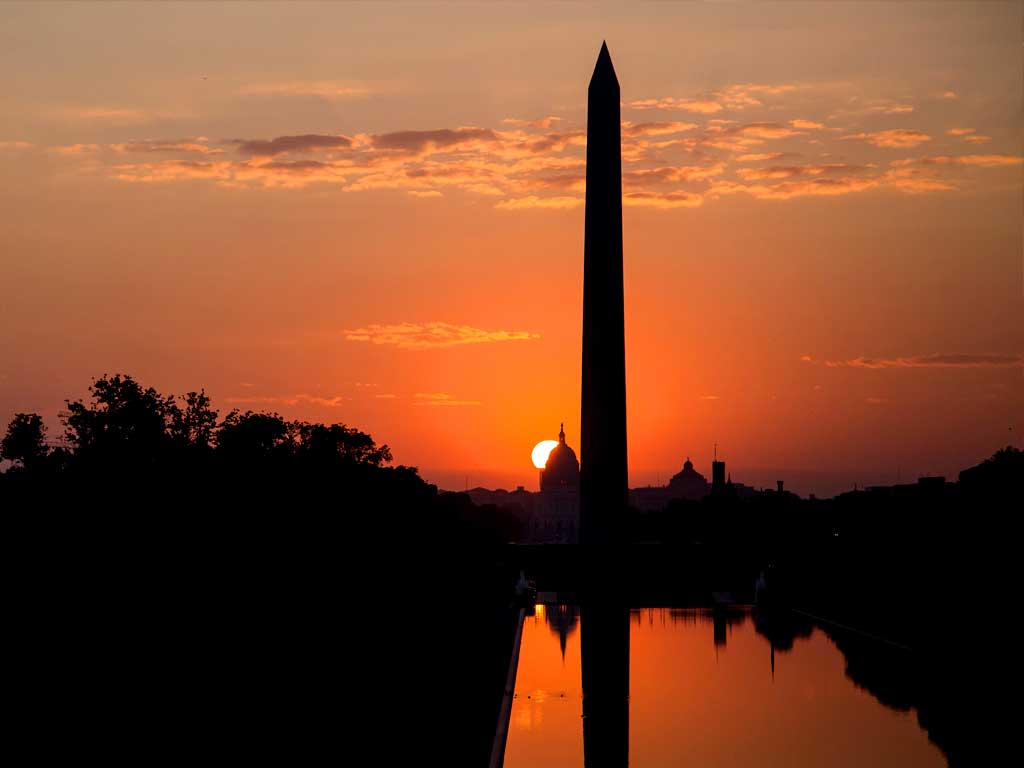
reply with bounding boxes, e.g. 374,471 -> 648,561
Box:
580,599 -> 630,768
504,606 -> 946,767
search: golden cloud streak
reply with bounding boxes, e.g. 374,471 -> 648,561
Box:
44,80 -> 1015,210
826,354 -> 1022,369
842,129 -> 931,148
239,81 -> 370,99
344,322 -> 540,350
413,393 -> 482,407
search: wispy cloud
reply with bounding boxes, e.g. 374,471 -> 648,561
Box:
118,139 -> 222,154
631,96 -> 725,114
869,104 -> 913,115
52,139 -> 222,156
367,127 -> 502,154
737,122 -> 801,139
946,128 -> 992,145
892,154 -> 1023,168
623,163 -> 726,185
954,154 -> 1022,167
79,139 -> 219,154
503,116 -> 562,129
629,82 -> 799,114
708,175 -> 879,201
232,134 -> 353,157
736,163 -> 872,181
622,121 -> 698,137
842,129 -> 931,149
826,354 -> 1023,369
239,81 -> 370,99
344,321 -> 540,350
736,152 -> 795,163
414,392 -> 481,407
881,173 -> 957,193
495,195 -> 583,210
623,190 -> 703,208
52,143 -> 105,155
47,77 -> 1014,210
0,141 -> 32,150
827,98 -> 915,121
224,393 -> 348,407
50,106 -> 170,124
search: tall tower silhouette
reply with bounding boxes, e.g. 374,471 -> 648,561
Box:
580,41 -> 627,546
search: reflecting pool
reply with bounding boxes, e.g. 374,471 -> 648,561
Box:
503,605 -> 946,767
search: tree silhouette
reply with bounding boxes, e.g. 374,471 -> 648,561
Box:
216,410 -> 293,462
295,422 -> 392,466
169,390 -> 218,453
0,413 -> 48,470
62,374 -> 177,468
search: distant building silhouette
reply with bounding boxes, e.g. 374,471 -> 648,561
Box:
630,453 -> 760,510
669,457 -> 711,499
535,424 -> 580,543
541,424 -> 580,492
711,459 -> 726,493
631,456 -> 709,511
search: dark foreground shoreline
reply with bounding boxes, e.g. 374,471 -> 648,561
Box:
6,519 -> 1003,767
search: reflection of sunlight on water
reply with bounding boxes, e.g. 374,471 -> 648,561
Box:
506,605 -> 585,765
513,689 -> 578,732
513,699 -> 540,731
504,606 -> 946,768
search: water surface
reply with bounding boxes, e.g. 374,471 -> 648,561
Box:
504,605 -> 945,767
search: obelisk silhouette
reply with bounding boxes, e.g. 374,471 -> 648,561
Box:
580,41 -> 627,547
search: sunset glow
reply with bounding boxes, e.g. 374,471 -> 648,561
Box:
1,2 -> 1020,496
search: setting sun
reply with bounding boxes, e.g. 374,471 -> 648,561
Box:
531,440 -> 559,470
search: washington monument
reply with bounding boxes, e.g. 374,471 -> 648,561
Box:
580,41 -> 628,546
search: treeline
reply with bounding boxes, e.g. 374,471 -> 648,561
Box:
0,372 -> 522,545
1,373 -> 392,474
2,373 -> 524,764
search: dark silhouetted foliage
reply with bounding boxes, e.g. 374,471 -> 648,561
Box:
3,372 -> 522,548
169,390 -> 218,453
3,373 -> 525,766
62,373 -> 178,470
1,413 -> 48,470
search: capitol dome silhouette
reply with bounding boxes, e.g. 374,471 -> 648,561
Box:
667,456 -> 710,499
541,424 -> 580,492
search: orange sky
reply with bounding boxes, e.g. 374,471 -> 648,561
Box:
1,2 -> 1021,496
